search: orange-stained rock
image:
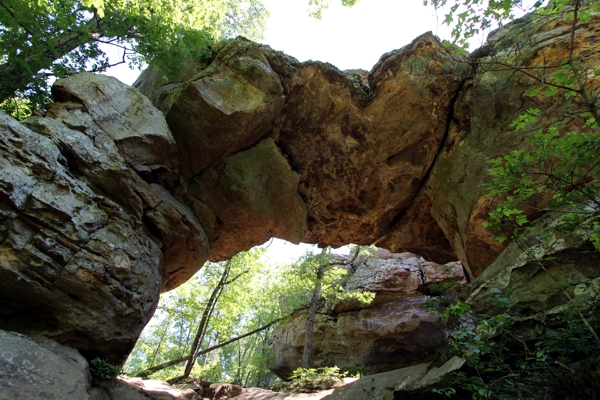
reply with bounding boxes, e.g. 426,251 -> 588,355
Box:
136,33 -> 463,263
422,11 -> 600,276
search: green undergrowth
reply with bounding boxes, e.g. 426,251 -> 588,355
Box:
270,366 -> 347,393
427,282 -> 600,399
90,357 -> 122,382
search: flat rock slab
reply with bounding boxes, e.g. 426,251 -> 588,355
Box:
0,330 -> 90,400
234,388 -> 335,400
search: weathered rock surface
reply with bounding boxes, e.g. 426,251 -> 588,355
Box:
91,378 -> 203,400
185,137 -> 307,260
414,11 -> 600,277
131,9 -> 600,274
0,329 -> 91,400
321,356 -> 465,400
267,249 -> 465,379
467,209 -> 600,316
0,74 -> 208,363
1,6 -> 599,392
136,33 -> 464,262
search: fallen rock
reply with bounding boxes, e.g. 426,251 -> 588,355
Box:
321,356 -> 465,400
0,329 -> 91,400
200,382 -> 244,399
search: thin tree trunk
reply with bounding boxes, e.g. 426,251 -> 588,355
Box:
135,314 -> 290,377
149,326 -> 168,367
182,261 -> 231,378
301,279 -> 323,368
301,248 -> 328,369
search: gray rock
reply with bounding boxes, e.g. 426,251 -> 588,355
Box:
467,209 -> 600,316
321,356 -> 465,400
0,330 -> 91,400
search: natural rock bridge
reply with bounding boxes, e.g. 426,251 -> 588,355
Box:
1,10 -> 598,369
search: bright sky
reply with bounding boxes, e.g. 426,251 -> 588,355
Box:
106,0 -> 475,85
261,0 -> 457,71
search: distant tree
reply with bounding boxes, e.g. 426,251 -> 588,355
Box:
284,246 -> 374,368
307,0 -> 360,19
126,248 -> 290,385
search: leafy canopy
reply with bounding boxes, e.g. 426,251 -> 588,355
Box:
0,0 -> 268,115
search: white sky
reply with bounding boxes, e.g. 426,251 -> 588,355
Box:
261,0 -> 457,71
106,0 -> 476,85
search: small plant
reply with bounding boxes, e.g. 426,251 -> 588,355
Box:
429,282 -> 459,296
271,366 -> 347,393
342,364 -> 376,378
90,357 -> 122,382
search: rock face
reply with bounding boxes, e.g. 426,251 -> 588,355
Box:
136,33 -> 463,263
267,249 -> 465,379
1,5 -> 598,379
0,330 -> 91,400
467,209 -> 600,316
408,11 -> 600,277
0,74 -> 208,363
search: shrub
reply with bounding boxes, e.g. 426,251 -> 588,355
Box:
270,366 -> 346,393
90,357 -> 122,382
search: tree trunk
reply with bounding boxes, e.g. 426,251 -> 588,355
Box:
301,248 -> 328,369
182,261 -> 231,378
301,279 -> 322,368
135,314 -> 290,378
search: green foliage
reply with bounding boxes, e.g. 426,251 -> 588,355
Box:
548,357 -> 600,400
124,248 -> 282,386
431,287 -> 600,399
90,357 -> 122,381
307,0 -> 360,19
424,0 -> 525,48
279,247 -> 375,312
443,301 -> 471,323
468,1 -> 600,251
429,281 -> 462,296
271,366 -> 346,393
483,106 -> 600,246
0,0 -> 268,117
419,1 -> 600,397
341,364 -> 376,378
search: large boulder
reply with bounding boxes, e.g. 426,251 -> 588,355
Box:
0,330 -> 91,400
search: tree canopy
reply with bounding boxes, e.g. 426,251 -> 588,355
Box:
0,0 -> 268,115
